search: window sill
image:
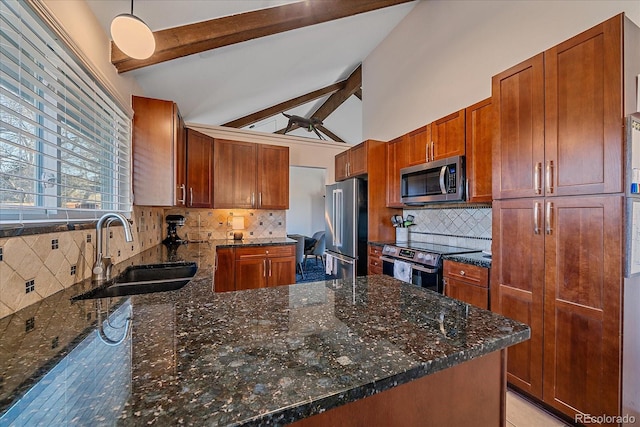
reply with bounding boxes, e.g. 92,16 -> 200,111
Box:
0,222 -> 101,238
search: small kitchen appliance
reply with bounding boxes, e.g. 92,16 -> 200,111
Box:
162,214 -> 186,246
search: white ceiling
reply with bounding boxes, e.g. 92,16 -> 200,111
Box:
85,0 -> 417,144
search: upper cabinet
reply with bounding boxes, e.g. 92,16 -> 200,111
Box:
132,96 -> 185,206
465,98 -> 493,203
406,125 -> 431,166
214,139 -> 289,209
185,129 -> 214,208
335,141 -> 368,181
493,16 -> 624,200
431,109 -> 466,161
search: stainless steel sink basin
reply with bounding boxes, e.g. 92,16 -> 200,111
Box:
72,261 -> 198,300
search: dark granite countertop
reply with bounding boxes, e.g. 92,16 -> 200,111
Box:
212,237 -> 296,248
0,243 -> 525,426
443,252 -> 492,268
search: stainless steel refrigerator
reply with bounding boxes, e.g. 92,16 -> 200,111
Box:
325,178 -> 368,281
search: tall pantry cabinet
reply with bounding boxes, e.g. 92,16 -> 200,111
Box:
491,14 -> 638,422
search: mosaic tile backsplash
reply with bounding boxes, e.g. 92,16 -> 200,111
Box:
0,206 -> 164,318
403,207 -> 492,251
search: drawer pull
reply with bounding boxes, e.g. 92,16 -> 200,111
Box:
459,270 -> 465,276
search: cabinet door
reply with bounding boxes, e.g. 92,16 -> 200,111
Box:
257,144 -> 289,209
185,129 -> 213,208
465,98 -> 493,203
544,16 -> 622,197
348,142 -> 368,177
444,277 -> 488,310
235,258 -> 267,290
492,54 -> 545,200
132,96 -> 177,206
368,244 -> 383,275
386,136 -> 408,207
214,247 -> 235,292
406,125 -> 430,166
335,150 -> 349,181
432,109 -> 465,160
542,195 -> 622,419
174,106 -> 187,206
214,139 -> 257,208
491,198 -> 545,398
268,256 -> 296,287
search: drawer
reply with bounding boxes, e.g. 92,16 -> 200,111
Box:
368,245 -> 383,257
369,255 -> 383,269
235,244 -> 295,260
369,264 -> 383,275
443,260 -> 489,287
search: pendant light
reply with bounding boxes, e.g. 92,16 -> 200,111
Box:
110,0 -> 155,60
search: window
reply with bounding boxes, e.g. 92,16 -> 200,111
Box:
0,0 -> 131,227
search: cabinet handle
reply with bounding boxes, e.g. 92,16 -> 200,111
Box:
546,160 -> 554,194
534,162 -> 542,195
178,184 -> 186,204
534,201 -> 541,235
214,252 -> 218,271
431,141 -> 435,161
251,192 -> 255,207
268,259 -> 272,277
546,202 -> 553,235
425,143 -> 430,162
189,187 -> 193,206
465,179 -> 469,200
263,259 -> 267,277
259,192 -> 262,208
459,270 -> 465,276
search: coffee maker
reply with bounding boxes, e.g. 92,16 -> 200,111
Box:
163,214 -> 186,246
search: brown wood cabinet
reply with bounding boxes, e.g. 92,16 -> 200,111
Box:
492,196 -> 622,418
132,96 -> 185,206
431,109 -> 465,161
215,244 -> 296,292
491,14 -> 630,422
235,245 -> 296,289
368,244 -> 383,275
185,129 -> 214,208
406,125 -> 431,166
335,141 -> 368,181
257,144 -> 289,209
214,247 -> 236,292
443,260 -> 489,309
386,136 -> 409,208
493,16 -> 623,200
214,140 -> 289,209
465,98 -> 493,203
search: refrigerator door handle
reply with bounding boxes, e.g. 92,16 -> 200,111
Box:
334,189 -> 343,247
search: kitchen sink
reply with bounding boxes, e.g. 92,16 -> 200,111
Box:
72,261 -> 198,300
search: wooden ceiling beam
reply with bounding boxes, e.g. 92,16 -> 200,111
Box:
317,125 -> 345,143
276,64 -> 361,135
222,82 -> 344,128
111,0 -> 414,73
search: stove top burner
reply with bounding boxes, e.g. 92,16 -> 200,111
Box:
380,242 -> 478,267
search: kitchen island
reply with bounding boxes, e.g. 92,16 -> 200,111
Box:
0,243 -> 529,426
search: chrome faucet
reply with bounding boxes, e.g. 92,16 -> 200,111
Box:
92,212 -> 133,284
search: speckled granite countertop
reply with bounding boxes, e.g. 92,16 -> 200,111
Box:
443,252 -> 492,268
0,243 -> 524,426
212,237 -> 296,248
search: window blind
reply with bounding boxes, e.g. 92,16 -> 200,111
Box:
0,0 -> 132,227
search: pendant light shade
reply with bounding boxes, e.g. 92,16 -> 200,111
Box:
110,0 -> 155,60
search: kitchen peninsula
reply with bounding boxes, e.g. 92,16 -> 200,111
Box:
0,243 -> 529,426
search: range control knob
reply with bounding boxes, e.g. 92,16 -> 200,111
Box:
416,252 -> 425,261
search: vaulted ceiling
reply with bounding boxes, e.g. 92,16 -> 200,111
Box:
86,0 -> 417,144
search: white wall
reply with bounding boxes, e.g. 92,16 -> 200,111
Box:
40,0 -> 141,111
363,0 -> 640,141
286,166 -> 326,236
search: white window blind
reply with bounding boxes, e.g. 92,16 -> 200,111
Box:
0,0 -> 132,227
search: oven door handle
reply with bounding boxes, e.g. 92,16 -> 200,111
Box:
380,257 -> 438,274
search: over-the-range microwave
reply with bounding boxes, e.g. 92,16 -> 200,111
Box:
400,155 -> 465,204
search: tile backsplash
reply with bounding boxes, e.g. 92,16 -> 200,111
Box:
403,206 -> 492,251
163,208 -> 286,241
0,206 -> 164,318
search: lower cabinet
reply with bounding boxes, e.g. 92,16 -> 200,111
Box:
492,195 -> 622,420
214,244 -> 296,292
443,260 -> 489,310
368,244 -> 383,275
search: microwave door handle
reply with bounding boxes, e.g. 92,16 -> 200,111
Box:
439,165 -> 447,194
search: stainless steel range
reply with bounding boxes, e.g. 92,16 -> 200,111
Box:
380,242 -> 478,293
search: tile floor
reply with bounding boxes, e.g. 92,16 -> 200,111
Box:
506,390 -> 572,427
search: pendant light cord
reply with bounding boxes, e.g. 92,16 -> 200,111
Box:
130,0 -> 134,15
